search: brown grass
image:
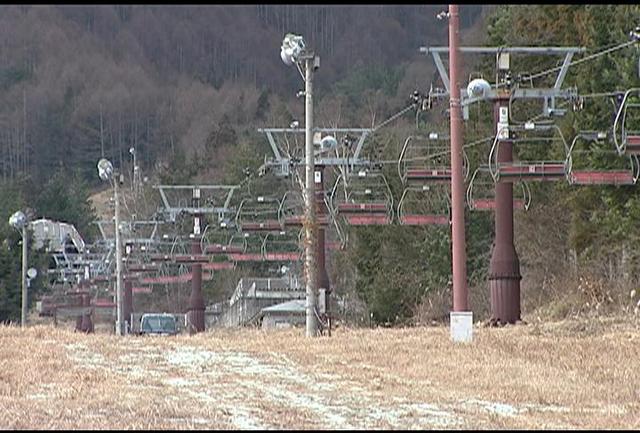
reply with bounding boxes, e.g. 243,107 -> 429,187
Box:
1,316 -> 639,429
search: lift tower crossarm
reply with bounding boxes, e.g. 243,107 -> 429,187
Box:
420,46 -> 586,110
257,127 -> 374,174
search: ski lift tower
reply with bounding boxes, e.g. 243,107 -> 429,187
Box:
258,126 -> 375,334
153,184 -> 238,333
421,41 -> 585,324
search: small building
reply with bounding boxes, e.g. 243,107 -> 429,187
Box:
260,299 -> 306,329
214,276 -> 305,327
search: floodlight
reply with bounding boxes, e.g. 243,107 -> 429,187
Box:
319,135 -> 338,152
97,158 -> 114,181
27,268 -> 37,279
467,78 -> 491,98
280,33 -> 305,65
9,211 -> 27,230
280,48 -> 294,66
129,147 -> 135,155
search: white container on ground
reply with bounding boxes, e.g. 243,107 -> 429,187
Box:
450,311 -> 473,343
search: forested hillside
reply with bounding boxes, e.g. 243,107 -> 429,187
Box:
1,5 -> 639,325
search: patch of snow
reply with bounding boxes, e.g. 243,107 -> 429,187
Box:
163,377 -> 197,387
462,399 -> 522,417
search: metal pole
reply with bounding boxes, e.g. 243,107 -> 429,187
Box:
489,99 -> 521,324
188,187 -> 205,334
304,56 -> 318,337
448,4 -> 469,312
315,165 -> 331,336
21,225 -> 27,327
114,178 -> 124,335
81,292 -> 94,333
123,278 -> 133,334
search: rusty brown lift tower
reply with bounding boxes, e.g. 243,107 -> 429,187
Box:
421,38 -> 584,324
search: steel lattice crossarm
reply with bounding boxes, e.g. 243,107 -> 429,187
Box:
153,184 -> 239,225
257,127 -> 374,177
419,46 -> 586,119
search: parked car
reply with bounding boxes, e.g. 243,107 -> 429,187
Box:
139,313 -> 178,336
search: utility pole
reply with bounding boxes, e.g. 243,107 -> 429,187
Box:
21,224 -> 27,327
114,177 -> 124,335
448,4 -> 469,313
304,54 -> 319,337
447,4 -> 472,342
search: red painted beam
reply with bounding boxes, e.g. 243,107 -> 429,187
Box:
264,252 -> 302,261
93,299 -> 116,308
498,163 -> 565,181
174,254 -> 209,264
406,168 -> 452,182
149,254 -> 172,262
227,253 -> 264,262
338,203 -> 389,213
344,214 -> 391,225
140,272 -> 215,285
626,135 -> 640,146
240,221 -> 282,232
202,262 -> 235,271
204,244 -> 244,254
472,198 -> 526,210
126,264 -> 160,272
283,215 -> 330,227
399,214 -> 449,225
570,171 -> 636,185
132,286 -> 152,294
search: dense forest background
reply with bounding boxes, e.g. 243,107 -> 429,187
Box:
1,5 -> 640,325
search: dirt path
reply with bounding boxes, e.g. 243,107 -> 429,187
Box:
63,339 -> 462,429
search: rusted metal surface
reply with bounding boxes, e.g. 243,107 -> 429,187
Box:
316,165 -> 331,336
449,4 -> 469,313
187,236 -> 205,334
80,293 -> 94,333
74,292 -> 83,332
399,214 -> 449,226
488,100 -> 522,324
123,279 -> 133,332
344,214 -> 391,225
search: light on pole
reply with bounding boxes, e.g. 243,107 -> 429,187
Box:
129,146 -> 139,195
97,158 -> 124,336
9,210 -> 28,327
447,4 -> 472,342
281,33 -> 321,337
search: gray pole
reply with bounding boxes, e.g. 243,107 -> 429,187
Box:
21,225 -> 27,327
114,178 -> 124,335
304,55 -> 318,337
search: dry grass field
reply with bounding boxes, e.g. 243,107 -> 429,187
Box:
1,316 -> 639,430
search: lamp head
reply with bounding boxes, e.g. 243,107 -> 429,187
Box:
467,78 -> 492,99
97,158 -> 114,181
9,210 -> 27,229
280,33 -> 305,65
319,135 -> 338,152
